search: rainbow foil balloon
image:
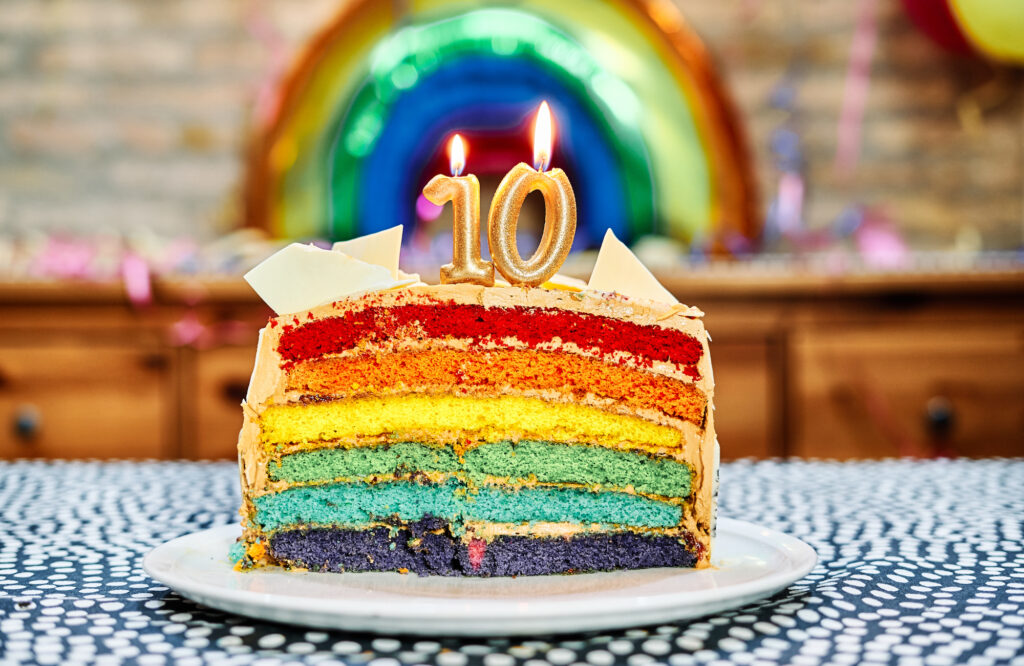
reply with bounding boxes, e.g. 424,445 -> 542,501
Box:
246,0 -> 757,250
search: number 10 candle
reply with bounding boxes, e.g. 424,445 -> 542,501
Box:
488,101 -> 577,287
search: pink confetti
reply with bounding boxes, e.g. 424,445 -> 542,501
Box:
121,252 -> 152,307
416,194 -> 444,222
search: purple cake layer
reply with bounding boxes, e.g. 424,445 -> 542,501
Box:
267,519 -> 699,576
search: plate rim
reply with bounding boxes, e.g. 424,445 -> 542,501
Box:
143,517 -> 817,629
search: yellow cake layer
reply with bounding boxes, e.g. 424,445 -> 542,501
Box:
259,395 -> 684,452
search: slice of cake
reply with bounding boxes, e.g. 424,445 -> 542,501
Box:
234,232 -> 717,576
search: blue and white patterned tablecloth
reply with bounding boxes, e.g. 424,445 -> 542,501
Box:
1,459 -> 1022,666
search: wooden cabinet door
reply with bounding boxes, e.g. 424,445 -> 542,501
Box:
189,345 -> 258,460
791,324 -> 1024,458
0,344 -> 172,458
710,340 -> 778,459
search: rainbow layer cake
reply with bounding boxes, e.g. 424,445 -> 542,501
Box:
234,231 -> 718,576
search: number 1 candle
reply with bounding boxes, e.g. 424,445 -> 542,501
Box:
422,134 -> 494,286
488,101 -> 577,287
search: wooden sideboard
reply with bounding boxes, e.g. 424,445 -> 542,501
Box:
1,270 -> 1022,460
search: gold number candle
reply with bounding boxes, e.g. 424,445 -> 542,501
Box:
423,134 -> 494,286
488,102 -> 577,287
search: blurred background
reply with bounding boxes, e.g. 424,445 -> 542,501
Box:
0,0 -> 1021,461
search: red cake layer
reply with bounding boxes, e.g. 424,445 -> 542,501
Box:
277,302 -> 704,373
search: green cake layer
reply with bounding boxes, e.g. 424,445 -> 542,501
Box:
270,443 -> 460,483
466,441 -> 691,498
252,479 -> 683,532
269,441 -> 691,498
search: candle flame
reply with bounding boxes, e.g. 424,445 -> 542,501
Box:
449,134 -> 466,177
533,101 -> 552,172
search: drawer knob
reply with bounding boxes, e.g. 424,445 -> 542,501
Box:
13,404 -> 42,442
925,396 -> 955,442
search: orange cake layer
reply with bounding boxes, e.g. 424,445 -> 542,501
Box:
286,349 -> 708,426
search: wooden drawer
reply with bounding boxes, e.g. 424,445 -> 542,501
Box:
0,344 -> 173,458
710,340 -> 778,459
189,345 -> 257,459
791,324 -> 1024,458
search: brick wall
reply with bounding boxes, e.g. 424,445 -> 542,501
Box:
0,0 -> 1021,248
0,0 -> 338,239
703,0 -> 1024,250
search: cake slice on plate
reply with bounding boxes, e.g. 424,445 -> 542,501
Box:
233,230 -> 718,576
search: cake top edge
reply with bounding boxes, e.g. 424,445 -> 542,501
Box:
268,284 -> 704,328
244,226 -> 686,316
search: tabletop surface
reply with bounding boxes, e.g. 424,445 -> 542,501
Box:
1,459 -> 1022,666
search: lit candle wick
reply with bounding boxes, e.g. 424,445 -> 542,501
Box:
532,101 -> 552,172
449,134 -> 466,177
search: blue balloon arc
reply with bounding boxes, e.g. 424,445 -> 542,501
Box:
330,55 -> 656,249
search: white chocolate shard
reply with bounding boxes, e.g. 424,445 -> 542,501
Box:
542,273 -> 587,292
587,229 -> 678,304
397,269 -> 424,285
332,225 -> 403,279
244,243 -> 413,315
492,274 -> 585,291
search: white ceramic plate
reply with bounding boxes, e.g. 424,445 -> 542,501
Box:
143,518 -> 816,636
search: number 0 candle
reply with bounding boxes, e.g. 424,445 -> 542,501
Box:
488,102 -> 577,287
422,134 -> 494,286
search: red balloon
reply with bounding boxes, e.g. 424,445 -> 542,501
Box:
900,0 -> 976,55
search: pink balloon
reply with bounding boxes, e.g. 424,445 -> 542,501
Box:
416,193 -> 444,222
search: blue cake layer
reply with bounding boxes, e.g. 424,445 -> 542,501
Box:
252,480 -> 682,531
267,519 -> 699,576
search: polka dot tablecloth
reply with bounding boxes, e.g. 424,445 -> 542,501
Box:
1,459 -> 1023,666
